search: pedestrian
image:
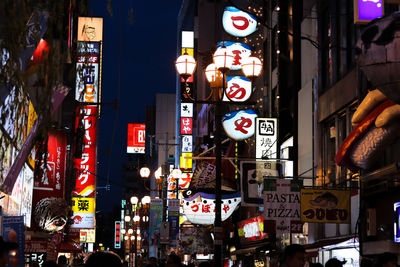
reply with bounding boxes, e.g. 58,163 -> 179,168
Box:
58,255 -> 69,267
325,258 -> 346,267
280,244 -> 306,267
0,236 -> 18,267
374,252 -> 398,267
85,251 -> 122,267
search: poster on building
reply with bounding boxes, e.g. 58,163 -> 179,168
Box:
300,189 -> 351,224
73,106 -> 97,197
263,179 -> 302,234
179,172 -> 192,190
180,226 -> 213,255
71,197 -> 95,229
149,199 -> 163,247
3,216 -> 25,266
180,153 -> 192,170
190,161 -> 216,188
127,123 -> 146,154
168,199 -> 180,248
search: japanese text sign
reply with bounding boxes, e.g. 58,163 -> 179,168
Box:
223,76 -> 252,102
179,172 -> 193,189
222,6 -> 257,37
222,109 -> 257,141
72,197 -> 95,213
217,42 -> 251,70
180,118 -> 193,135
300,189 -> 350,224
191,161 -> 216,188
181,103 -> 193,118
73,106 -> 97,197
237,215 -> 268,243
180,153 -> 192,170
256,118 -> 277,159
182,135 -> 193,153
127,123 -> 146,154
263,179 -> 302,234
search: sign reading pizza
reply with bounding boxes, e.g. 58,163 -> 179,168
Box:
222,109 -> 257,140
222,6 -> 257,37
73,106 -> 97,197
127,123 -> 146,154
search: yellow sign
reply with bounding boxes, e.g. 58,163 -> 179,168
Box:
78,17 -> 103,42
300,189 -> 350,224
180,153 -> 192,169
181,48 -> 194,57
72,197 -> 95,213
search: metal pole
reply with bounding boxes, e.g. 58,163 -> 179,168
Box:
161,132 -> 169,260
214,76 -> 223,267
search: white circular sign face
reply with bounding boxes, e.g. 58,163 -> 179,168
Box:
222,109 -> 257,140
217,41 -> 252,70
182,191 -> 241,225
222,6 -> 258,37
224,76 -> 252,102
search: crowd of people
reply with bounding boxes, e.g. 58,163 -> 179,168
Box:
0,237 -> 398,267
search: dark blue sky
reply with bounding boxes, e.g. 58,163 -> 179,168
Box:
89,1 -> 182,212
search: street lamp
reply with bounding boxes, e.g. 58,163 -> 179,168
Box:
130,196 -> 139,206
128,228 -> 134,235
175,53 -> 196,81
205,63 -> 223,89
124,215 -> 131,222
121,229 -> 126,235
241,56 -> 262,79
133,215 -> 140,223
140,167 -> 150,178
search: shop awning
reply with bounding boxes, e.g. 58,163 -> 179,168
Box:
303,236 -> 358,257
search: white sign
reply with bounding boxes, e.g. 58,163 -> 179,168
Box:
263,179 -> 302,234
224,76 -> 252,102
256,118 -> 277,159
182,135 -> 193,153
217,42 -> 251,70
71,212 -> 95,229
222,109 -> 257,141
181,103 -> 193,117
182,191 -> 241,225
222,6 -> 257,37
181,31 -> 194,48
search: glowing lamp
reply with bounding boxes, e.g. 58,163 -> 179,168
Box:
175,54 -> 196,81
124,215 -> 131,222
121,229 -> 126,235
241,56 -> 262,78
130,196 -> 139,205
213,45 -> 234,71
172,169 -> 182,179
139,167 -> 150,178
124,236 -> 129,241
134,215 -> 140,222
154,167 -> 162,179
130,235 -> 135,240
205,63 -> 223,88
127,229 -> 134,234
141,196 -> 151,205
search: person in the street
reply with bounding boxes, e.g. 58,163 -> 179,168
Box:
325,258 -> 345,267
280,244 -> 306,267
85,251 -> 122,267
374,252 -> 398,267
0,236 -> 18,267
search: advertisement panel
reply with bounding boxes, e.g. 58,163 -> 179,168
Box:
300,189 -> 351,224
168,199 -> 180,248
180,153 -> 192,170
180,118 -> 193,135
190,161 -> 216,188
263,179 -> 302,234
223,76 -> 252,102
71,197 -> 95,229
77,17 -> 103,42
237,215 -> 268,243
80,229 -> 96,243
222,110 -> 257,141
181,135 -> 192,153
180,103 -> 193,118
115,221 -> 121,249
127,123 -> 145,154
73,106 -> 97,197
180,226 -> 213,255
3,216 -> 25,266
75,48 -> 100,103
222,6 -> 257,37
256,118 -> 277,159
19,165 -> 34,227
149,199 -> 163,247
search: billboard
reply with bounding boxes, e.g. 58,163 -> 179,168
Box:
300,189 -> 351,224
180,118 -> 193,135
73,106 -> 97,197
71,197 -> 95,229
149,199 -> 163,247
127,123 -> 145,154
77,17 -> 103,42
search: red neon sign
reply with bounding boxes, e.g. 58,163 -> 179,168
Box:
127,123 -> 145,154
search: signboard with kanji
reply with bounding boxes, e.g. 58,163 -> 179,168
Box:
71,197 -> 95,229
180,103 -> 193,118
256,118 -> 277,159
190,161 -> 216,188
300,189 -> 350,224
127,123 -> 146,154
182,135 -> 193,153
263,179 -> 302,234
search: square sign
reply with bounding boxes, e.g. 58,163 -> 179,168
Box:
256,118 -> 277,159
180,118 -> 193,135
181,103 -> 193,117
182,135 -> 193,153
127,123 -> 146,154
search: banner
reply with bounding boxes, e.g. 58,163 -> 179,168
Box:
300,189 -> 350,224
3,216 -> 25,266
168,199 -> 180,248
71,197 -> 95,229
190,161 -> 216,188
73,106 -> 97,197
263,179 -> 302,234
149,199 -> 162,247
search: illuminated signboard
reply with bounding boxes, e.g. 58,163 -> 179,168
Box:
80,229 -> 96,243
256,118 -> 277,159
75,42 -> 100,103
217,42 -> 251,70
73,106 -> 97,197
222,6 -> 257,37
180,117 -> 193,135
127,123 -> 146,154
71,197 -> 95,229
115,221 -> 121,249
222,109 -> 257,140
395,202 -> 400,243
179,172 -> 193,189
77,17 -> 103,42
182,191 -> 241,225
180,153 -> 193,170
237,215 -> 267,243
182,135 -> 193,153
354,0 -> 383,24
224,76 -> 252,102
181,103 -> 193,118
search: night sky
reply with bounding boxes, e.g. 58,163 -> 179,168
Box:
89,1 -> 182,212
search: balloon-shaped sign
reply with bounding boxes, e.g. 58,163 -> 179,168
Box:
224,76 -> 252,102
222,6 -> 258,37
217,41 -> 252,70
222,109 -> 257,140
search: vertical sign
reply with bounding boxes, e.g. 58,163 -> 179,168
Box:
168,199 -> 180,248
3,216 -> 25,266
115,221 -> 121,249
73,106 -> 97,197
180,118 -> 193,135
149,199 -> 163,247
256,118 -> 277,159
127,123 -> 146,154
263,179 -> 302,234
71,197 -> 95,229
